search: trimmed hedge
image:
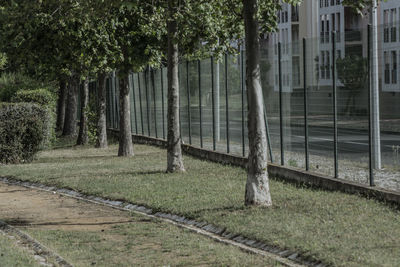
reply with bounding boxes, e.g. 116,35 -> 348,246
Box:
12,88 -> 56,108
0,103 -> 47,164
11,89 -> 56,148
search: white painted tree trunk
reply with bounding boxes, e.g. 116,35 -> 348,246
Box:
96,72 -> 108,148
243,0 -> 272,206
118,72 -> 134,157
77,77 -> 89,145
166,0 -> 185,172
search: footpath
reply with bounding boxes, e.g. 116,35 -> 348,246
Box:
0,182 -> 290,267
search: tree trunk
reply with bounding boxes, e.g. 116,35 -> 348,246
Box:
62,75 -> 79,137
96,72 -> 108,148
166,0 -> 184,173
77,77 -> 89,145
118,72 -> 134,156
56,78 -> 67,132
243,0 -> 272,206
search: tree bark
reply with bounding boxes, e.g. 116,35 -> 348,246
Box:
62,75 -> 79,137
166,0 -> 184,173
243,0 -> 272,206
56,78 -> 68,133
77,77 -> 89,145
118,72 -> 134,156
96,72 -> 108,148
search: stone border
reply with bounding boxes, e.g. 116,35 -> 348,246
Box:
0,177 -> 325,267
108,129 -> 400,206
0,219 -> 73,267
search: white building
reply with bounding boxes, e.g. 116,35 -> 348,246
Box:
381,0 -> 400,92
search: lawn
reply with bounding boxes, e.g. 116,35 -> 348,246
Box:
0,232 -> 41,267
1,140 -> 400,266
24,213 -> 278,267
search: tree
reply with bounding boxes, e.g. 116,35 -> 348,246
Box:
336,55 -> 367,116
106,1 -> 165,156
224,0 -> 302,206
149,0 -> 242,172
243,0 -> 271,206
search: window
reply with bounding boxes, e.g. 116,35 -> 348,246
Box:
293,57 -> 300,86
337,50 -> 341,59
321,16 -> 325,44
336,0 -> 341,4
321,52 -> 325,79
320,0 -> 323,8
384,10 -> 389,43
337,13 -> 341,42
326,51 -> 331,79
391,9 -> 397,42
392,51 -> 397,84
326,16 -> 330,43
384,51 -> 390,84
331,0 -> 334,6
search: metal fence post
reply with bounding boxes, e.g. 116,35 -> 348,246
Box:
114,74 -> 120,129
367,24 -> 375,186
138,73 -> 144,135
132,73 -> 138,134
303,38 -> 310,171
332,31 -> 338,179
225,53 -> 230,154
263,107 -> 274,163
186,61 -> 192,144
198,60 -> 203,148
151,69 -> 158,138
161,68 -> 166,140
278,42 -> 284,165
241,48 -> 246,157
145,68 -> 151,136
211,56 -> 216,151
111,73 -> 116,129
178,66 -> 182,139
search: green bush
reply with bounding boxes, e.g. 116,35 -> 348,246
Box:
12,88 -> 56,108
0,103 -> 47,164
11,89 -> 57,148
0,72 -> 56,102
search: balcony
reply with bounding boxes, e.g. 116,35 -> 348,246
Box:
291,11 -> 299,22
345,30 -> 362,42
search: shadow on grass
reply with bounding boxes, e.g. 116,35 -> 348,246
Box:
37,155 -> 120,163
4,218 -> 136,228
188,205 -> 247,217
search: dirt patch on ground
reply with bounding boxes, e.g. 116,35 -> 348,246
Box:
0,183 -> 134,232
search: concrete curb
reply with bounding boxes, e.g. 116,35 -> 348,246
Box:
0,219 -> 73,267
108,129 -> 400,206
0,177 -> 325,267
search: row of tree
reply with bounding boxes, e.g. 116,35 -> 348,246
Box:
2,0 -> 349,207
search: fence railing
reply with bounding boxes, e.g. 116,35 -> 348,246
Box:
101,25 -> 400,193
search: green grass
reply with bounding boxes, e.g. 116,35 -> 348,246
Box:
0,233 -> 41,266
1,140 -> 400,266
24,213 -> 280,267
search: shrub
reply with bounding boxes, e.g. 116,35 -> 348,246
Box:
11,89 -> 57,148
12,88 -> 56,108
0,72 -> 56,102
0,103 -> 47,164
